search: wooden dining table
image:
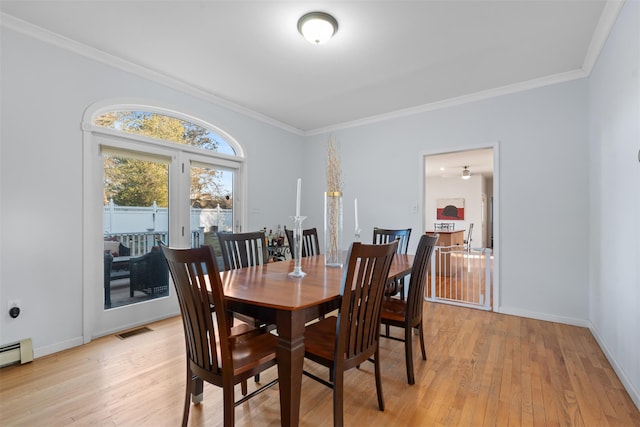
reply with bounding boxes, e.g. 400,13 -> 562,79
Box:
219,252 -> 414,427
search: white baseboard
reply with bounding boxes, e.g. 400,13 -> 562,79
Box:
588,322 -> 640,411
94,312 -> 181,340
33,312 -> 180,359
34,336 -> 84,359
495,306 -> 590,328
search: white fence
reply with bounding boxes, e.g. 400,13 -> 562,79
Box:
103,200 -> 233,255
103,200 -> 233,234
105,230 -> 204,256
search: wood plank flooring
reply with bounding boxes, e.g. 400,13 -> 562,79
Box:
1,303 -> 638,426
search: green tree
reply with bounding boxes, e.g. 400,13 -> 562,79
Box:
104,155 -> 168,207
190,166 -> 225,205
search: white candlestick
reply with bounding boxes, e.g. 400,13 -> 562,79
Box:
354,197 -> 359,230
296,178 -> 301,217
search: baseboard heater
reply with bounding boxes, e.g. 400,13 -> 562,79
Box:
0,339 -> 33,368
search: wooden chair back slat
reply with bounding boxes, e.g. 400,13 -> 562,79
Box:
285,227 -> 320,259
217,231 -> 268,271
372,227 -> 412,254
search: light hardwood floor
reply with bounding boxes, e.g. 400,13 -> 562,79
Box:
1,303 -> 638,426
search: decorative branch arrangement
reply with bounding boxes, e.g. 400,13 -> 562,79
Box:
325,136 -> 343,266
326,136 -> 342,193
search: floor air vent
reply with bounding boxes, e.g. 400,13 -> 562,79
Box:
116,327 -> 153,340
0,339 -> 34,368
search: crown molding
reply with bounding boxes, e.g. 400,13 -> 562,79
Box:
582,0 -> 625,74
305,69 -> 588,136
1,13 -> 305,136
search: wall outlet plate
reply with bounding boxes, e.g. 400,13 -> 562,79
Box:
7,300 -> 21,319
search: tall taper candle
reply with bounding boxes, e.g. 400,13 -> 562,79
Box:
354,197 -> 359,230
296,178 -> 301,217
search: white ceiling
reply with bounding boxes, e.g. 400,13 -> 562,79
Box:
425,148 -> 495,178
1,0 -> 619,137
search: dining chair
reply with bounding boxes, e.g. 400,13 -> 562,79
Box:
285,227 -> 320,259
464,223 -> 474,250
372,227 -> 412,299
216,230 -> 274,383
216,233 -> 270,322
160,244 -> 279,427
380,234 -> 437,385
217,231 -> 269,271
302,240 -> 398,426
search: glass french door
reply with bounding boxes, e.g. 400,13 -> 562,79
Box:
102,150 -> 170,310
90,133 -> 240,337
189,159 -> 236,271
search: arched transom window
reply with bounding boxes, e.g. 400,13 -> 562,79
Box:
93,110 -> 237,156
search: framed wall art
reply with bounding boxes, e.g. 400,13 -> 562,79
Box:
436,198 -> 464,220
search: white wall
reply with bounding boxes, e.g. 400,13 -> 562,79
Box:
303,78 -> 590,326
588,1 -> 640,408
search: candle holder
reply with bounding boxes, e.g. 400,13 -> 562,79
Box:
288,215 -> 307,277
355,227 -> 361,242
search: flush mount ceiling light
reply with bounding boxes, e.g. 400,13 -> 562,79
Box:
297,12 -> 338,45
461,166 -> 471,180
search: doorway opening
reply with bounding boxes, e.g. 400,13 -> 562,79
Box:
423,146 -> 498,310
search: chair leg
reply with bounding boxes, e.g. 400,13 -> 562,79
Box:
182,368 -> 193,427
190,374 -> 204,404
223,381 -> 235,427
418,321 -> 427,361
333,370 -> 344,427
374,349 -> 385,410
404,325 -> 415,385
241,379 -> 248,396
254,320 -> 261,383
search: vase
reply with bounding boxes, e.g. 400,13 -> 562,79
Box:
324,191 -> 343,267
